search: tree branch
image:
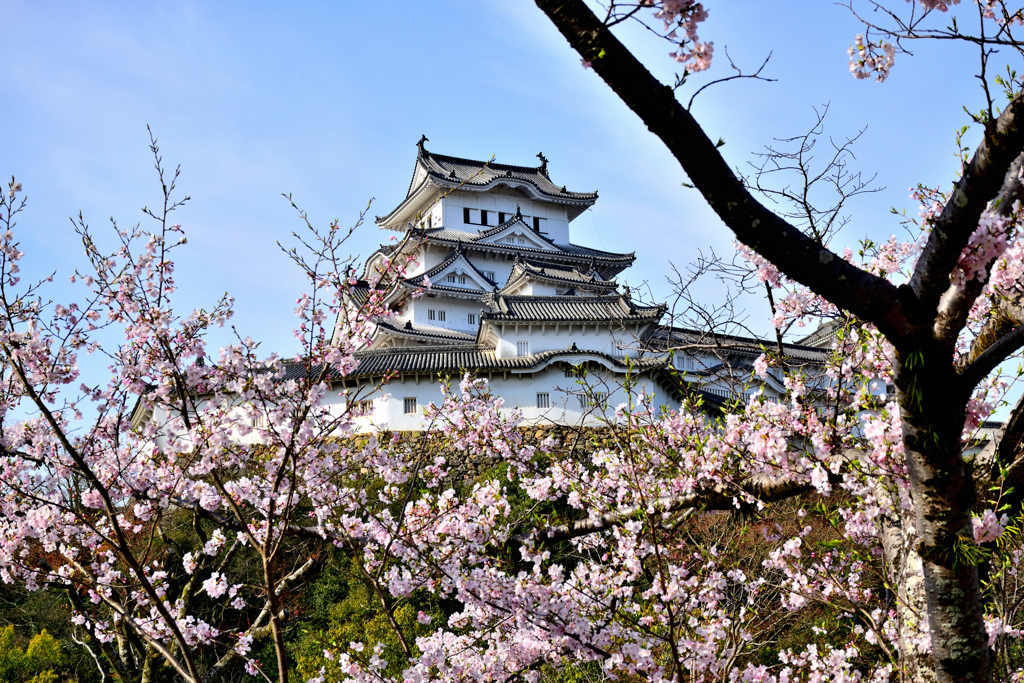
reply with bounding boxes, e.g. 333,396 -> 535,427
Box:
534,0 -> 914,339
959,323 -> 1024,389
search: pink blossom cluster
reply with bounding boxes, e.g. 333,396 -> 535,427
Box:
638,0 -> 714,72
848,34 -> 896,82
973,509 -> 1010,544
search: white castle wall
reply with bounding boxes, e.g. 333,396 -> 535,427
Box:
409,296 -> 485,332
440,190 -> 571,244
334,367 -> 677,432
488,322 -> 644,358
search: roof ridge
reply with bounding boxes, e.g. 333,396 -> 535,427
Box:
422,149 -> 544,174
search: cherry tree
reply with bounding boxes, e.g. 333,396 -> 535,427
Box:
523,2 -> 1024,683
5,4 -> 1024,683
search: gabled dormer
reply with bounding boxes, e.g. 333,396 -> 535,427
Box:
401,246 -> 496,297
501,258 -> 618,297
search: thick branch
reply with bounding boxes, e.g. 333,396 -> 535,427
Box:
934,150 -> 1024,345
959,323 -> 1024,389
534,0 -> 913,338
518,472 -> 814,545
912,96 -> 1024,324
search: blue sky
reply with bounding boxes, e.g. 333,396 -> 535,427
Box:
0,1 -> 986,357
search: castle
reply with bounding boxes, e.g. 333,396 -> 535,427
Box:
335,139 -> 830,429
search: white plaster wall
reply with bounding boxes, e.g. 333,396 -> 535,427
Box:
441,191 -> 571,244
487,322 -> 645,356
410,296 -> 486,332
341,368 -> 678,432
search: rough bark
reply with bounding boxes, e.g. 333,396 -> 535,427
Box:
882,508 -> 936,683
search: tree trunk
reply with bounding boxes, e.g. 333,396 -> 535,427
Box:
882,504 -> 936,683
896,350 -> 990,683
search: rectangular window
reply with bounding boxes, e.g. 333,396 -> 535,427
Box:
438,310 -> 446,322
403,397 -> 417,414
480,210 -> 489,226
578,392 -> 608,408
463,207 -> 471,224
537,393 -> 550,409
506,237 -> 516,244
350,400 -> 373,416
446,273 -> 456,283
428,309 -> 436,321
517,238 -> 525,245
468,313 -> 476,325
483,271 -> 495,283
498,211 -> 506,224
533,217 -> 541,231
517,341 -> 530,356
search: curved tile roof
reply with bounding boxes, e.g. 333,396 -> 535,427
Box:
415,225 -> 635,265
347,344 -> 667,378
411,146 -> 597,202
403,246 -> 498,289
377,140 -> 599,228
501,258 -> 617,293
482,294 -> 666,324
646,326 -> 829,363
374,317 -> 477,344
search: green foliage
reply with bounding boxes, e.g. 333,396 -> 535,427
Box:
292,555 -> 442,682
0,627 -> 64,683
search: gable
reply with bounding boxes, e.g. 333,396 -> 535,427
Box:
432,254 -> 492,291
477,221 -> 557,251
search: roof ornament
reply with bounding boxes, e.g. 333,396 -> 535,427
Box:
405,320 -> 413,330
566,286 -> 576,296
417,135 -> 429,154
505,169 -> 514,177
449,169 -> 457,178
513,205 -> 523,221
570,342 -> 579,351
537,152 -> 549,174
561,186 -> 567,193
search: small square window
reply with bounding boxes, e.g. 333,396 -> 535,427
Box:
537,393 -> 550,409
428,309 -> 436,321
517,342 -> 530,357
438,310 -> 446,322
403,397 -> 417,414
468,313 -> 476,325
